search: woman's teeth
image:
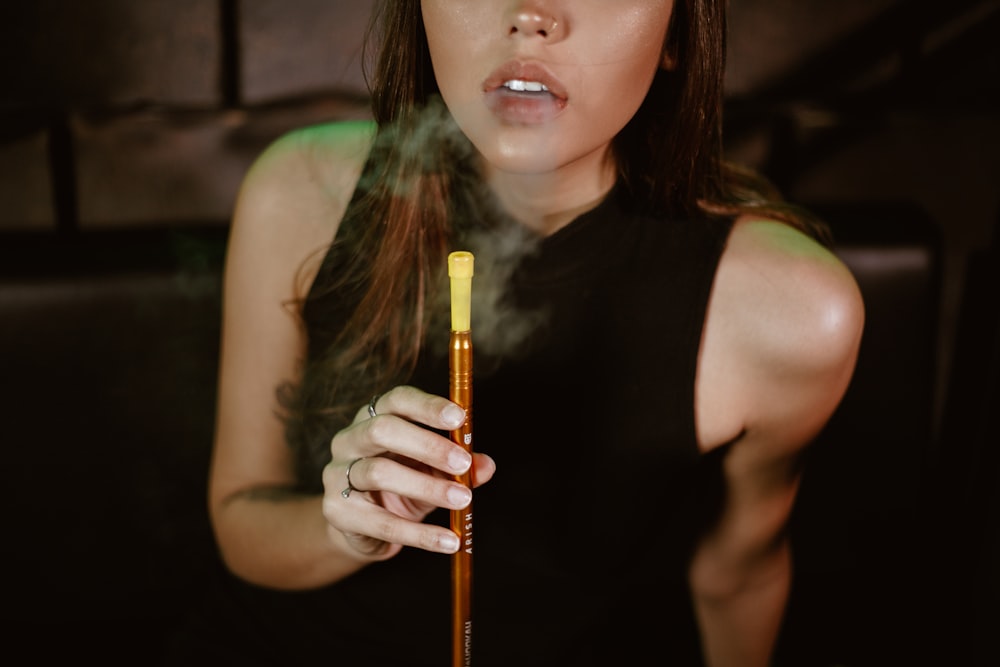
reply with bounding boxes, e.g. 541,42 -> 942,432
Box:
503,79 -> 549,93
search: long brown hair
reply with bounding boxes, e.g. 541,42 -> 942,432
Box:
280,0 -> 826,485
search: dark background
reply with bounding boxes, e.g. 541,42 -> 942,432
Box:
2,0 -> 996,424
1,1 -> 997,664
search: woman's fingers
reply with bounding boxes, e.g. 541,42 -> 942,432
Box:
323,384 -> 493,557
335,387 -> 471,478
363,414 -> 471,474
355,385 -> 466,432
323,483 -> 462,556
331,455 -> 472,510
471,453 -> 496,489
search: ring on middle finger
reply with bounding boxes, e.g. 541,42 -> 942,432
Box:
341,456 -> 368,499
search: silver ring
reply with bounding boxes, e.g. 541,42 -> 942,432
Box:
341,457 -> 366,498
367,394 -> 381,418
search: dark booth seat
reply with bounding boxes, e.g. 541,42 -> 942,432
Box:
1,227 -> 228,660
775,201 -> 943,667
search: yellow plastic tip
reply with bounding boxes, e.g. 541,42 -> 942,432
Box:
448,251 -> 474,279
448,251 -> 474,331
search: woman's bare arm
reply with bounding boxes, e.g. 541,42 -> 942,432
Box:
690,218 -> 865,666
208,122 -> 378,589
208,121 -> 495,590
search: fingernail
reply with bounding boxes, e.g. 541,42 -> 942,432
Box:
447,485 -> 472,508
440,533 -> 460,553
449,449 -> 472,473
442,404 -> 465,428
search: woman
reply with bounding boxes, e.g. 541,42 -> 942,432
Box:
189,1 -> 864,665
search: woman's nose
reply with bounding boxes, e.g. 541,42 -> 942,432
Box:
506,4 -> 562,39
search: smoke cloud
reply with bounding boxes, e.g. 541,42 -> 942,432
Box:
406,97 -> 548,365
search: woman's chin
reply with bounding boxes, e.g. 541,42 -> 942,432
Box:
477,141 -> 565,177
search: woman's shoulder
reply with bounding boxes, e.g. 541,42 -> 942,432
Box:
226,119 -> 377,297
237,119 -> 377,225
720,215 -> 865,366
697,214 -> 865,448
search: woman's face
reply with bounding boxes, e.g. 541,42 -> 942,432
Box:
421,0 -> 675,178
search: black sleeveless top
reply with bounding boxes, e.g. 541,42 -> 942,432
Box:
167,175 -> 735,667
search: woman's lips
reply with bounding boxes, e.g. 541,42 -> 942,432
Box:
483,61 -> 568,125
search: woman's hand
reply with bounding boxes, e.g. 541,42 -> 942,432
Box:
322,385 -> 495,560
